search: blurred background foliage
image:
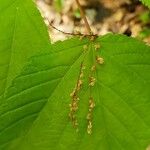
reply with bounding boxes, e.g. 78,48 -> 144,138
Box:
36,0 -> 150,44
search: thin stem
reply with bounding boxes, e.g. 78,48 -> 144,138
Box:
46,17 -> 97,37
75,0 -> 92,34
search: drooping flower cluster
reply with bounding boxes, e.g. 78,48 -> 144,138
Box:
69,41 -> 104,135
86,97 -> 95,134
69,63 -> 85,130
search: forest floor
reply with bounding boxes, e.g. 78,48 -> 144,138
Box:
36,0 -> 150,44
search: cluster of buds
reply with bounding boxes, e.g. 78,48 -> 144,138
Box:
69,87 -> 80,129
91,65 -> 96,71
69,64 -> 85,129
96,56 -> 104,65
87,97 -> 95,134
90,35 -> 95,41
89,76 -> 96,87
90,32 -> 97,41
69,93 -> 79,129
94,44 -> 100,51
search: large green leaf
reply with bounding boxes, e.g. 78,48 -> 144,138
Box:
0,1 -> 150,149
140,0 -> 150,8
0,37 -> 89,150
0,0 -> 53,149
1,34 -> 150,150
0,0 -> 52,102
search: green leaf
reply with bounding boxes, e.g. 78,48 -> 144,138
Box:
0,0 -> 52,102
0,0 -> 52,148
0,1 -> 150,149
140,0 -> 150,8
0,37 -> 89,149
2,34 -> 150,150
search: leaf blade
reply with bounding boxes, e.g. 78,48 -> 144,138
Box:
7,34 -> 150,150
0,0 -> 52,100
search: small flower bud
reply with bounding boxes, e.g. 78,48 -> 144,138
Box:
96,56 -> 104,64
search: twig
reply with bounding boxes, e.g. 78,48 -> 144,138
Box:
75,0 -> 92,34
45,17 -> 97,37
